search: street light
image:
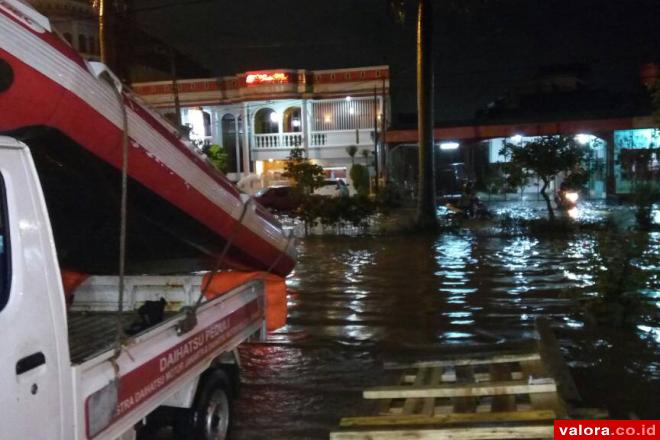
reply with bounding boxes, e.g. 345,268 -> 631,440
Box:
440,142 -> 459,150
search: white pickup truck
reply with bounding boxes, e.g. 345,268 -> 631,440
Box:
0,135 -> 266,439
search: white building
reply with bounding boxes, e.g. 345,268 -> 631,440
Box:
132,66 -> 390,185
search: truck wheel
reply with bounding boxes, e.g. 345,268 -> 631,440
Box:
197,384 -> 230,439
172,370 -> 234,440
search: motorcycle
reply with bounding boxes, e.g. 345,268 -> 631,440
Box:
447,195 -> 492,220
555,185 -> 580,218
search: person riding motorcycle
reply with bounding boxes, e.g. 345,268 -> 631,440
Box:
555,181 -> 579,211
457,183 -> 490,219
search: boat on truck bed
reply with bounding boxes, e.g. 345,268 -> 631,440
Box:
0,0 -> 295,277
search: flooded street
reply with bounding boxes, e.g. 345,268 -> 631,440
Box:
233,210 -> 660,439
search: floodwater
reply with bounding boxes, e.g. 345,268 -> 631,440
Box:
232,204 -> 660,439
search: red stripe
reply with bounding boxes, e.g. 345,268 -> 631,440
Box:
1,6 -> 87,69
86,298 -> 263,438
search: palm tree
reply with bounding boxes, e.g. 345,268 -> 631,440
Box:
346,145 -> 358,165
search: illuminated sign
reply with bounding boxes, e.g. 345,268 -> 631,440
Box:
245,72 -> 289,86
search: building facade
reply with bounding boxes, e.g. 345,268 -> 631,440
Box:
28,0 -> 100,59
387,116 -> 659,199
132,66 -> 390,186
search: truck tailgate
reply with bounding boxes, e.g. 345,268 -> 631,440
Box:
72,280 -> 264,440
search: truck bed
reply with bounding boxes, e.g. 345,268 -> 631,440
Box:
67,274 -> 203,364
65,277 -> 265,439
68,311 -> 160,364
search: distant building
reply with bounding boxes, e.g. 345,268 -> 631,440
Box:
27,0 -> 209,82
133,66 -> 390,186
387,64 -> 659,199
28,0 -> 99,59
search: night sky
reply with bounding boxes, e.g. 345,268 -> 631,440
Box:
131,0 -> 660,124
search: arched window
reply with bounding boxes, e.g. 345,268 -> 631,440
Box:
283,107 -> 301,133
254,108 -> 278,134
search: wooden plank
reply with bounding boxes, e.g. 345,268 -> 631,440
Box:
489,363 -> 516,412
340,409 -> 557,427
364,380 -> 556,400
411,371 -> 523,383
453,365 -> 477,413
330,425 -> 554,440
422,367 -> 444,415
403,367 -> 429,414
385,353 -> 541,370
379,371 -> 407,415
535,317 -> 581,402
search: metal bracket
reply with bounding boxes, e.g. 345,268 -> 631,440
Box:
175,306 -> 198,336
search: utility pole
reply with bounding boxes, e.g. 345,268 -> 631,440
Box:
98,0 -> 106,63
416,0 -> 437,228
373,87 -> 380,192
381,76 -> 387,183
170,49 -> 182,127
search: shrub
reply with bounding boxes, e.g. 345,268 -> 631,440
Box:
375,183 -> 404,213
350,164 -> 370,196
203,144 -> 229,172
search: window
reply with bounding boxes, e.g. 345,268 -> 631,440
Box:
254,108 -> 279,134
283,107 -> 301,133
0,176 -> 11,311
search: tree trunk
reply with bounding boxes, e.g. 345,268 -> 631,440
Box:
540,178 -> 555,220
415,0 -> 437,228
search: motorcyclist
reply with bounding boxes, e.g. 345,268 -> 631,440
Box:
555,181 -> 578,211
457,182 -> 490,219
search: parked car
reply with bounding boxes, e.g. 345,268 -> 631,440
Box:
255,186 -> 300,212
314,179 -> 350,197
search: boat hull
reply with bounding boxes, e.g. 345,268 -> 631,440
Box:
0,3 -> 295,276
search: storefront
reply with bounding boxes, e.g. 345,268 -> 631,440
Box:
613,129 -> 660,193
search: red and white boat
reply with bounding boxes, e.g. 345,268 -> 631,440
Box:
0,0 -> 295,276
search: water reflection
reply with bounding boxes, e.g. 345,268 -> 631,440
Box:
232,228 -> 660,439
495,237 -> 539,294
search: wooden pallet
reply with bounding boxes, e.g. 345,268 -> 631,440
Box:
330,319 -> 588,440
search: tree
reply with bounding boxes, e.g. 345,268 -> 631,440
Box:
350,164 -> 370,196
502,162 -> 530,199
501,135 -> 589,220
203,144 -> 229,173
282,147 -> 325,195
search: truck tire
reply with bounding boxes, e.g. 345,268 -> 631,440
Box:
174,370 -> 233,440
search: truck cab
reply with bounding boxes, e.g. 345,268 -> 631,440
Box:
0,136 -> 72,439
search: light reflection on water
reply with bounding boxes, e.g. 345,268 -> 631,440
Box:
233,228 -> 660,439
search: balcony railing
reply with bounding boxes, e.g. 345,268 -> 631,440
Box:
254,133 -> 303,149
310,129 -> 374,147
253,129 -> 374,150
